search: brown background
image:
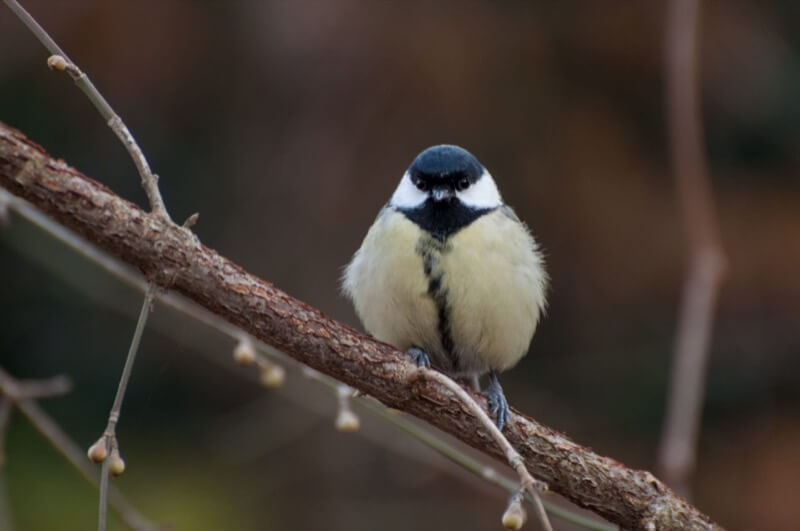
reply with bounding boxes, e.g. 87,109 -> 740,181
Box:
1,1 -> 798,529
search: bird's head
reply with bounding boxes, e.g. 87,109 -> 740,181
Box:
390,145 -> 502,210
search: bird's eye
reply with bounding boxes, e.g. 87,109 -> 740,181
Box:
456,177 -> 470,191
415,180 -> 429,192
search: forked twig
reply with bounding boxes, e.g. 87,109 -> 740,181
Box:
0,367 -> 155,530
3,0 -> 171,222
421,370 -> 553,531
2,3 -> 178,528
93,285 -> 156,531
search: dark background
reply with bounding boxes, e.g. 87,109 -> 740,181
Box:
1,1 -> 799,529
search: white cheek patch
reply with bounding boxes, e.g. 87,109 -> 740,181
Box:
390,172 -> 427,208
456,171 -> 503,208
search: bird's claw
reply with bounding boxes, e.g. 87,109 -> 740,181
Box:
484,372 -> 509,431
408,347 -> 431,368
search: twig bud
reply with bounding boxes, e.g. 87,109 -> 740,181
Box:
259,363 -> 286,389
47,54 -> 68,72
335,409 -> 360,432
88,438 -> 108,463
502,493 -> 527,530
335,385 -> 360,431
233,338 -> 256,366
182,212 -> 199,228
110,448 -> 126,476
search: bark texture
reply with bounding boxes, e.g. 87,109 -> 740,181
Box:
0,121 -> 720,530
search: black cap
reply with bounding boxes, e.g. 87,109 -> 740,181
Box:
408,145 -> 484,186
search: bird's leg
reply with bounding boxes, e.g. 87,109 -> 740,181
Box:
407,346 -> 431,368
484,370 -> 510,431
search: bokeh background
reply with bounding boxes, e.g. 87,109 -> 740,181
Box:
1,1 -> 799,529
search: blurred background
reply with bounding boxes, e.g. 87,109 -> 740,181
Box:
1,1 -> 799,529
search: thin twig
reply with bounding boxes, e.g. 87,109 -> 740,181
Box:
2,9 -> 173,529
2,188 -> 613,530
4,375 -> 72,400
353,387 -> 617,530
97,458 -> 112,531
97,284 -> 156,531
16,400 -> 155,531
3,0 -> 171,221
0,369 -> 71,403
0,368 -> 154,530
423,370 -> 553,531
658,0 -> 726,499
107,286 -> 156,436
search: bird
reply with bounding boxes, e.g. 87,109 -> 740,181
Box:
342,145 -> 547,430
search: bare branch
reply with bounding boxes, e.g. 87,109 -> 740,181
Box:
93,284 -> 155,531
422,369 -> 552,530
0,374 -> 71,401
0,121 -> 721,530
0,8 -> 176,528
357,396 -> 615,531
0,367 -> 155,530
658,0 -> 727,498
2,0 -> 171,221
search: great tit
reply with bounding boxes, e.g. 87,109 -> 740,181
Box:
343,145 -> 548,430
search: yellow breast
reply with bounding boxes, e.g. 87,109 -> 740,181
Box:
343,209 -> 443,356
440,209 -> 547,372
343,208 -> 547,375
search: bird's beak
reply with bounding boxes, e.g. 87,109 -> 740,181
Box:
431,186 -> 454,202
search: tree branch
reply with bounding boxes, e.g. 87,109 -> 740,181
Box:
658,0 -> 726,498
3,0 -> 171,222
0,120 -> 720,530
0,367 -> 155,530
1,186 -> 608,530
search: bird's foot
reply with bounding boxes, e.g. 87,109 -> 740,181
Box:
408,347 -> 431,368
484,371 -> 509,431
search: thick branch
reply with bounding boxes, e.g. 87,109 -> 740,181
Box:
0,121 -> 720,530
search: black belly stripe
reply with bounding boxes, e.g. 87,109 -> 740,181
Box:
433,285 -> 458,372
417,238 -> 459,372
